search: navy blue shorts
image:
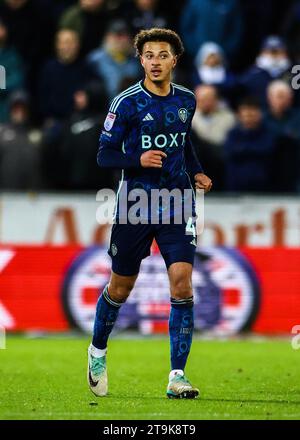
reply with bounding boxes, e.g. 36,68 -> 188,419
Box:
107,220 -> 197,276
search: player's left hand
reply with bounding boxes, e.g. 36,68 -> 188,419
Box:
194,173 -> 212,193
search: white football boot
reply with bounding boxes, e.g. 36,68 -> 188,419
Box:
167,370 -> 199,399
87,344 -> 108,397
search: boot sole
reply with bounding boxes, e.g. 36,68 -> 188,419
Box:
167,389 -> 199,399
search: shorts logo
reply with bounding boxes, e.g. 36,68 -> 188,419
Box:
104,112 -> 116,131
111,243 -> 118,256
178,108 -> 188,123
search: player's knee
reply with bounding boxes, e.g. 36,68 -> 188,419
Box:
108,277 -> 136,303
170,277 -> 192,300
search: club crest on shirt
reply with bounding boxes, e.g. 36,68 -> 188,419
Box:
104,112 -> 116,131
111,243 -> 118,256
178,108 -> 188,123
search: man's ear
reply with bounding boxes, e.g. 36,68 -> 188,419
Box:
140,55 -> 144,67
173,56 -> 178,68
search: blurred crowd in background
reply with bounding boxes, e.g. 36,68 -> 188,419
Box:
0,0 -> 300,193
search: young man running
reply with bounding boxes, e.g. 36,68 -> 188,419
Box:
88,28 -> 212,399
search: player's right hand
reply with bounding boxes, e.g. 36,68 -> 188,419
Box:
140,150 -> 167,168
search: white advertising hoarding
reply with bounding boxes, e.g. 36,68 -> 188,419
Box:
0,193 -> 299,247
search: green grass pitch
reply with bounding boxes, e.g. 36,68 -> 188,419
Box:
0,336 -> 299,420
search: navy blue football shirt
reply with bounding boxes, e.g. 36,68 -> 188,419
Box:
97,79 -> 203,220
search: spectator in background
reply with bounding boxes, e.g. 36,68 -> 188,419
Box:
38,29 -> 88,121
39,0 -> 78,24
0,90 -> 41,190
192,42 -> 238,107
282,0 -> 300,63
191,85 -> 235,191
239,36 -> 292,107
59,0 -> 112,56
0,19 -> 24,122
122,0 -> 169,36
180,0 -> 243,60
265,80 -> 300,192
265,80 -> 297,135
0,0 -> 55,84
237,0 -> 293,72
87,20 -> 141,99
224,97 -> 277,193
58,81 -> 117,190
158,0 -> 184,32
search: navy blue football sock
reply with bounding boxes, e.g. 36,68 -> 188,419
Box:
92,285 -> 122,350
169,296 -> 194,371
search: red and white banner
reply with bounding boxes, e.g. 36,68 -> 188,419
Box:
0,245 -> 299,335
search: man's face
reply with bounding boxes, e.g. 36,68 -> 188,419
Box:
136,0 -> 156,11
238,106 -> 262,130
10,103 -> 28,124
106,32 -> 131,54
0,24 -> 7,45
6,0 -> 27,10
74,90 -> 89,111
195,85 -> 218,113
56,30 -> 80,64
80,0 -> 104,11
204,53 -> 222,67
262,48 -> 287,60
140,41 -> 177,84
268,87 -> 292,115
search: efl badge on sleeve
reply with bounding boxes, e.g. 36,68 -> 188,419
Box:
104,112 -> 116,131
178,108 -> 188,123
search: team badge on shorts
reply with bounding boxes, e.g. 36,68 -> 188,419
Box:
111,243 -> 118,256
178,108 -> 188,123
104,112 -> 116,131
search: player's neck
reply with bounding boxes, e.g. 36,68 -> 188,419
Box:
143,77 -> 171,96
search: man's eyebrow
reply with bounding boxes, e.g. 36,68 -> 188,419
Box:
144,50 -> 170,54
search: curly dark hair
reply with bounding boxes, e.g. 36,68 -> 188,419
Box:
133,28 -> 184,58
